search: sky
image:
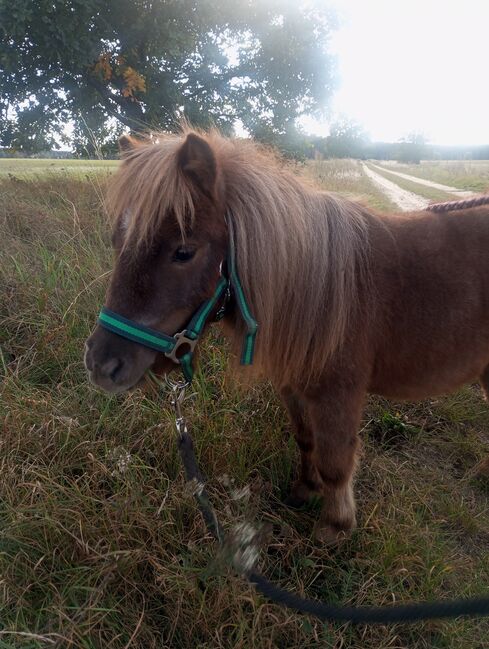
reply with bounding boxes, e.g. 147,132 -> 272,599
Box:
300,0 -> 489,145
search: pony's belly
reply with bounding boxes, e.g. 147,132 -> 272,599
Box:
370,377 -> 475,401
369,353 -> 489,401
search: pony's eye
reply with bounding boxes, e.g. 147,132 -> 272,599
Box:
172,246 -> 196,263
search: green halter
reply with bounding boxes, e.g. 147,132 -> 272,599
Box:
98,217 -> 258,383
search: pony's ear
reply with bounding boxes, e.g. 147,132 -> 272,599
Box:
118,134 -> 141,156
178,133 -> 216,197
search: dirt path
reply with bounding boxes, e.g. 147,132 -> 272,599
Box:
362,163 -> 430,211
370,163 -> 475,197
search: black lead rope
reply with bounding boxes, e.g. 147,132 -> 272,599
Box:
247,572 -> 489,624
175,414 -> 489,626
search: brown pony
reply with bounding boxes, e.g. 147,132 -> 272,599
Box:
85,129 -> 489,544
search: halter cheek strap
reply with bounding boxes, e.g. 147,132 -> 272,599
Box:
227,215 -> 258,365
97,216 -> 258,383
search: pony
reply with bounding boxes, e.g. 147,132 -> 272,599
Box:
84,128 -> 489,544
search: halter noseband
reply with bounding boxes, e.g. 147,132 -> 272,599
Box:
97,217 -> 258,383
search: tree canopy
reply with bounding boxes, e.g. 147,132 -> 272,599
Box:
0,0 -> 337,153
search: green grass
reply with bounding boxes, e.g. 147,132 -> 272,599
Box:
379,161 -> 489,194
0,165 -> 488,648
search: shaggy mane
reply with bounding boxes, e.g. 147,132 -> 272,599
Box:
107,128 -> 372,386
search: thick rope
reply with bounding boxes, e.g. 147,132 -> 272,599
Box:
426,194 -> 489,213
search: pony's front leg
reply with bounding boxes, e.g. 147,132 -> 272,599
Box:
305,381 -> 365,545
281,387 -> 322,507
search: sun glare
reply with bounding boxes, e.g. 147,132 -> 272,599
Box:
304,0 -> 489,144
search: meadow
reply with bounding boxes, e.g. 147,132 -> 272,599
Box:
0,159 -> 488,648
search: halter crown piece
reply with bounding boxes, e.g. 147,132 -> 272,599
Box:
97,215 -> 258,383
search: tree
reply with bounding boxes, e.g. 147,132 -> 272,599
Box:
325,118 -> 369,158
0,0 -> 337,153
396,131 -> 428,164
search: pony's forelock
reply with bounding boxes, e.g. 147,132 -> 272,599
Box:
106,129 -> 199,249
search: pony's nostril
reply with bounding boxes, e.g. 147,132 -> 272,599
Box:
108,358 -> 124,382
97,357 -> 124,382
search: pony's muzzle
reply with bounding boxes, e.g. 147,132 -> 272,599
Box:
84,325 -> 157,393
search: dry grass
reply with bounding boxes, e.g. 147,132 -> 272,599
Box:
0,165 -> 488,648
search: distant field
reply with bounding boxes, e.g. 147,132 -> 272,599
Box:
379,160 -> 489,193
365,163 -> 457,203
0,163 -> 488,648
0,158 -> 119,177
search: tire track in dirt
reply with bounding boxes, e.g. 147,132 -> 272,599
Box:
362,163 -> 430,212
370,163 -> 476,198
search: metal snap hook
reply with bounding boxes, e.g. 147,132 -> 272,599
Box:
164,375 -> 189,437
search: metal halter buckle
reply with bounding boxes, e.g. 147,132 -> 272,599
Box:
164,331 -> 198,364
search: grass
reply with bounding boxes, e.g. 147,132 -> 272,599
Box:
0,162 -> 488,648
365,164 -> 456,203
378,161 -> 489,194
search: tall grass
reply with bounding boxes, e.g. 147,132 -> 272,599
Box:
0,168 -> 488,648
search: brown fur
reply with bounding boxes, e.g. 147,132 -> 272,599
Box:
86,129 -> 489,543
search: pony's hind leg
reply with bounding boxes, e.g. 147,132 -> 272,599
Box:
305,382 -> 364,545
281,387 -> 322,507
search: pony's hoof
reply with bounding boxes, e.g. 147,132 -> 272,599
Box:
313,522 -> 354,546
